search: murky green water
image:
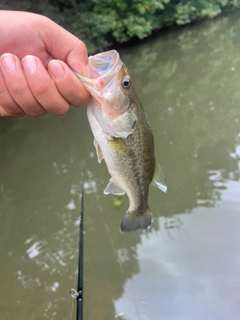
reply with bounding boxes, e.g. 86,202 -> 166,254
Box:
1,12 -> 240,320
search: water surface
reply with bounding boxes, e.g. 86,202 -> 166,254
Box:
1,12 -> 240,320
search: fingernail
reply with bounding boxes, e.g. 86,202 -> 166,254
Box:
49,60 -> 65,79
22,55 -> 37,75
0,54 -> 16,73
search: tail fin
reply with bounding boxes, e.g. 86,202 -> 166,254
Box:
120,208 -> 152,233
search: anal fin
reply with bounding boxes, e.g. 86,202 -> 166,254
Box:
104,178 -> 125,195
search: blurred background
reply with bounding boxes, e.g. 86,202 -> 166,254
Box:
1,1 -> 240,320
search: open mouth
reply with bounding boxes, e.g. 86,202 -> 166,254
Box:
86,50 -> 121,80
74,50 -> 123,98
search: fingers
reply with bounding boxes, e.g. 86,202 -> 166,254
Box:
0,53 -> 89,118
0,54 -> 45,116
0,53 -> 77,117
22,56 -> 70,116
0,55 -> 25,116
0,13 -> 90,117
48,60 -> 89,108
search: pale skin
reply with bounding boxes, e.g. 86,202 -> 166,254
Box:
0,10 -> 90,117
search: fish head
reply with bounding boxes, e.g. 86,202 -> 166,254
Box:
76,50 -> 138,138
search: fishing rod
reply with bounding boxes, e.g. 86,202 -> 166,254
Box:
70,172 -> 84,320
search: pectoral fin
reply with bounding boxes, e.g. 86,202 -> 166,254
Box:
151,162 -> 167,193
94,139 -> 104,163
104,178 -> 125,195
109,111 -> 138,138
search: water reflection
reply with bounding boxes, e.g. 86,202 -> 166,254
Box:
1,10 -> 240,320
84,13 -> 240,319
115,180 -> 240,320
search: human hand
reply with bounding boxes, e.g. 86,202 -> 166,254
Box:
0,10 -> 89,117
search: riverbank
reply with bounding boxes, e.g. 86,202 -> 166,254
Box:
1,0 -> 240,53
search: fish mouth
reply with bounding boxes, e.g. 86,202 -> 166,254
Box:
74,50 -> 123,97
87,50 -> 121,79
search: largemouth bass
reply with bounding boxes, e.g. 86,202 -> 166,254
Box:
75,50 -> 167,232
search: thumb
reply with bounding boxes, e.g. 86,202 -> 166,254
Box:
42,19 -> 88,75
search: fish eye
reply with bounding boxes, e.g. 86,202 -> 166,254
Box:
122,76 -> 131,89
